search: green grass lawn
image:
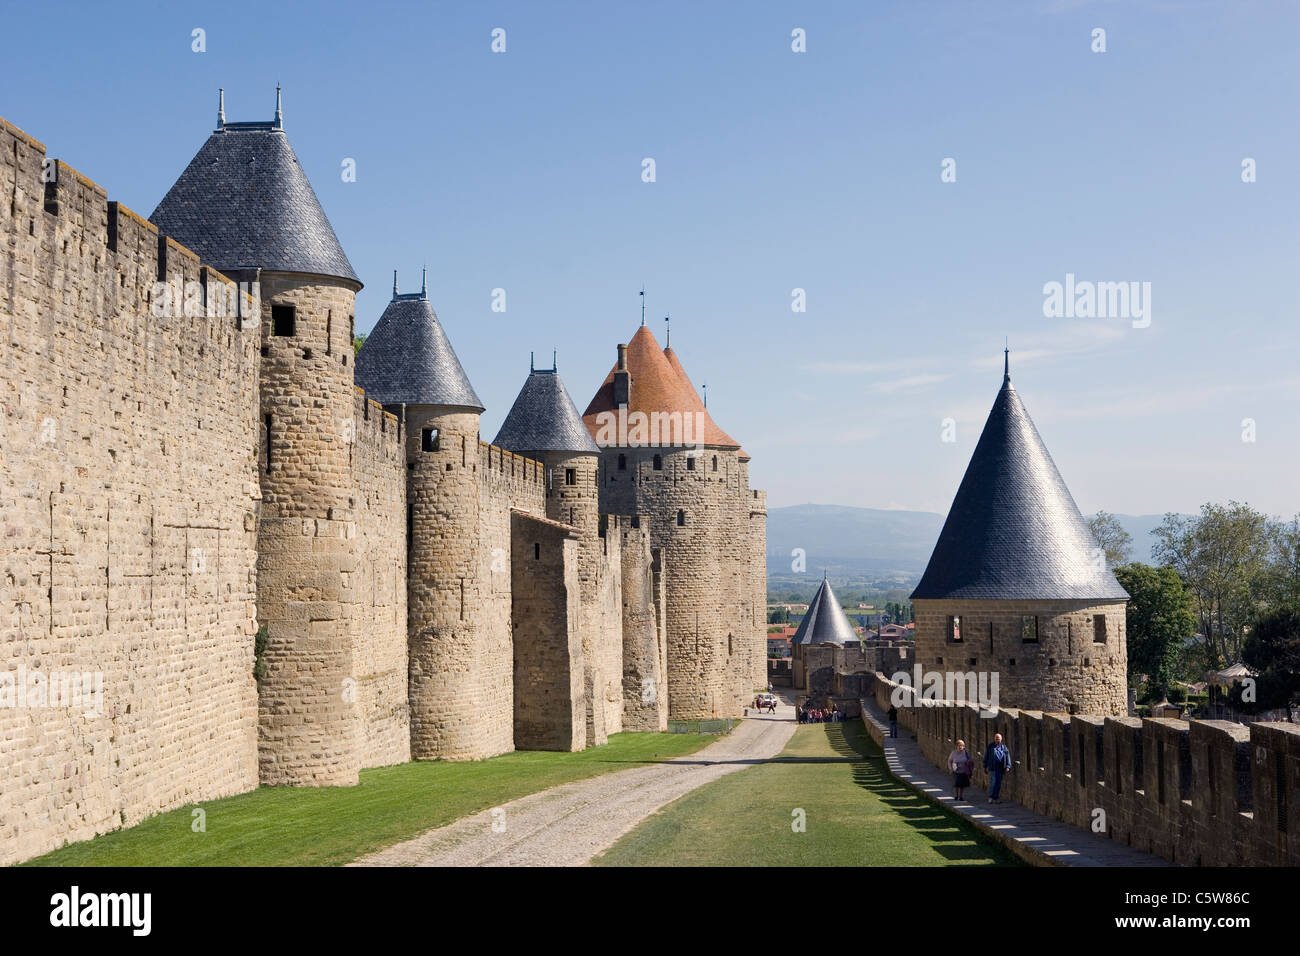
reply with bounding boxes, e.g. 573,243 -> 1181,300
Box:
594,720 -> 1022,867
24,732 -> 715,867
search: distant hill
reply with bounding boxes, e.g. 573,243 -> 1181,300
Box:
766,504 -> 1178,578
766,505 -> 943,577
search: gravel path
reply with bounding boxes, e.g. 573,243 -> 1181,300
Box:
349,706 -> 797,867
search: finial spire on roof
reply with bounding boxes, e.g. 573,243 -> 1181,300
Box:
552,349 -> 557,372
702,381 -> 708,408
640,285 -> 646,326
664,313 -> 671,347
1003,342 -> 1010,385
392,270 -> 398,298
217,88 -> 225,129
421,266 -> 427,296
274,84 -> 283,129
530,351 -> 535,372
909,364 -> 1130,603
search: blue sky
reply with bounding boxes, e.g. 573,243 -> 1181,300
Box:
6,0 -> 1297,517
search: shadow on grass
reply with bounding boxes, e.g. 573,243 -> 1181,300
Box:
822,721 -> 1020,866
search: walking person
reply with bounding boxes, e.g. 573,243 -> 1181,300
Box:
947,739 -> 975,801
983,732 -> 1012,803
887,704 -> 898,738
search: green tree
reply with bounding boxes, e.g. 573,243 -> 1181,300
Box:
1087,511 -> 1132,567
353,333 -> 367,355
1152,502 -> 1272,668
1265,516 -> 1300,606
1114,563 -> 1196,704
1240,602 -> 1300,720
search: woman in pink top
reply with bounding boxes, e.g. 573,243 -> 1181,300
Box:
947,739 -> 975,801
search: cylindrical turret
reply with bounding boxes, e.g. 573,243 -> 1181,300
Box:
581,325 -> 764,720
255,273 -> 363,786
909,358 -> 1130,715
354,281 -> 503,759
405,405 -> 498,757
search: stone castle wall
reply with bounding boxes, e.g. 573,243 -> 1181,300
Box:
477,441 -> 546,756
913,597 -> 1128,715
0,110 -> 767,862
0,117 -> 261,865
511,511 -> 583,750
619,518 -> 668,731
866,672 -> 1300,866
593,518 -> 626,738
534,451 -> 609,744
349,390 -> 409,768
747,484 -> 768,692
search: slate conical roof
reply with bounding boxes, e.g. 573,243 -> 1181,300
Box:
150,102 -> 358,284
354,284 -> 484,411
792,578 -> 858,646
493,365 -> 600,455
582,325 -> 742,449
910,360 -> 1129,602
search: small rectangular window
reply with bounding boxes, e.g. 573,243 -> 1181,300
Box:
617,453 -> 627,471
676,510 -> 685,526
686,456 -> 696,471
565,468 -> 576,485
947,615 -> 962,642
1022,615 -> 1039,643
422,428 -> 439,452
272,304 -> 295,337
1093,614 -> 1107,643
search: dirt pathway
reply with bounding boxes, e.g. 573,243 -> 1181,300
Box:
349,707 -> 796,867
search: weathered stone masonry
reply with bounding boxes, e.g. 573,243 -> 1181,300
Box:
1,118 -> 260,864
866,673 -> 1300,866
0,110 -> 762,864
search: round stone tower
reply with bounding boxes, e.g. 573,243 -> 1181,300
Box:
493,358 -> 611,743
354,272 -> 502,759
910,354 -> 1130,715
150,89 -> 366,785
581,322 -> 764,719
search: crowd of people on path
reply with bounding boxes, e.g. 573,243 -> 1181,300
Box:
946,733 -> 1013,803
797,705 -> 843,724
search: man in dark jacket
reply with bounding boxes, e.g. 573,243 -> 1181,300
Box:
983,733 -> 1012,803
887,704 -> 898,738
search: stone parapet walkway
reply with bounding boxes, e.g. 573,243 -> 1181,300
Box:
860,697 -> 1170,867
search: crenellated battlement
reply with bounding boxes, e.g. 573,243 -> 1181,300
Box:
478,439 -> 546,492
865,672 -> 1300,866
351,387 -> 402,455
1,114 -> 262,866
2,115 -> 257,344
0,108 -> 766,863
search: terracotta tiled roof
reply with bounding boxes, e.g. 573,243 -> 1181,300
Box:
581,325 -> 743,450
